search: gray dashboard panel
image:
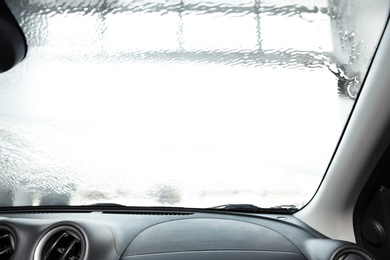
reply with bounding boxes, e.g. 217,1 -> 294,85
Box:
0,209 -> 371,260
122,251 -> 306,260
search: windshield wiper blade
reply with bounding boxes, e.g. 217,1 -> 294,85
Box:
270,204 -> 298,210
208,204 -> 263,212
207,204 -> 298,213
84,203 -> 128,207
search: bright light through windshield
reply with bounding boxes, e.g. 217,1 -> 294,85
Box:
0,0 -> 388,208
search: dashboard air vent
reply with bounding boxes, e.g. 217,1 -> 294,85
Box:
35,226 -> 85,260
333,247 -> 373,260
0,228 -> 14,260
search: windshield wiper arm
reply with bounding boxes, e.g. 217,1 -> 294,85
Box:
85,203 -> 128,207
208,204 -> 263,212
271,204 -> 298,210
207,204 -> 298,213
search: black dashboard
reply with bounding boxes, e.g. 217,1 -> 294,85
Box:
0,208 -> 374,260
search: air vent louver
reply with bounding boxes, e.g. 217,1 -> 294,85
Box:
36,226 -> 84,260
0,229 -> 14,260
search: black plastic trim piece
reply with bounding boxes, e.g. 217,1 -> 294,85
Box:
0,0 -> 27,72
353,142 -> 390,247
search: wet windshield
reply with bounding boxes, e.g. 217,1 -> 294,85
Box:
0,0 -> 388,208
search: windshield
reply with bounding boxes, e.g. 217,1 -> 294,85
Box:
0,0 -> 388,209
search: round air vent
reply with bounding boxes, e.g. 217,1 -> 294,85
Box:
34,226 -> 85,260
0,228 -> 15,260
332,246 -> 373,260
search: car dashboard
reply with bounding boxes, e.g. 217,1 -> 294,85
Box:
0,208 -> 374,260
0,0 -> 389,259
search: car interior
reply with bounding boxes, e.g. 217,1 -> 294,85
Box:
1,0 -> 390,259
